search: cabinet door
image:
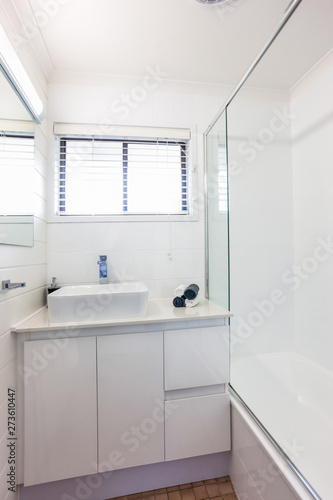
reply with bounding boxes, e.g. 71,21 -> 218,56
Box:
24,337 -> 97,486
98,332 -> 164,471
165,393 -> 230,461
164,326 -> 229,390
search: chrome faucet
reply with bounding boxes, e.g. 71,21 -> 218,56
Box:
97,255 -> 108,284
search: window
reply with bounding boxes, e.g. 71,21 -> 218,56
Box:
218,145 -> 228,213
0,132 -> 34,215
54,135 -> 190,216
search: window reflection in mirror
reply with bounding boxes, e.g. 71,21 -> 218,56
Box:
0,70 -> 34,247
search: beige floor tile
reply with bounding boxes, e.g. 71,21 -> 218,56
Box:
193,486 -> 208,500
155,494 -> 167,500
205,483 -> 220,498
180,488 -> 196,500
168,491 -> 182,500
105,476 -> 236,500
217,481 -> 234,495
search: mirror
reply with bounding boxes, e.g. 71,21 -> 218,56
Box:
0,70 -> 34,247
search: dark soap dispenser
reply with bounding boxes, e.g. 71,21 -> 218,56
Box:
47,277 -> 60,294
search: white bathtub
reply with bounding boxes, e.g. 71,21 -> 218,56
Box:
230,352 -> 333,500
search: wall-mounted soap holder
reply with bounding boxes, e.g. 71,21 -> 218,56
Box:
0,279 -> 26,293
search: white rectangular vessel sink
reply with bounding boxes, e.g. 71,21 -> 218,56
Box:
47,283 -> 149,324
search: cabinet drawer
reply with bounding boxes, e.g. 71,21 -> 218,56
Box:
164,326 -> 229,390
165,393 -> 230,461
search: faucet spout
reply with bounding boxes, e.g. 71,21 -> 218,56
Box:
97,255 -> 108,284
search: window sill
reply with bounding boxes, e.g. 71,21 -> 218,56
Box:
47,213 -> 199,224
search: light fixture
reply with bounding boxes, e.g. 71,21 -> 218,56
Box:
0,24 -> 44,124
195,0 -> 231,4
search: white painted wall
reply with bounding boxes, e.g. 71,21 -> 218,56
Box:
0,10 -> 48,500
291,49 -> 333,371
227,88 -> 295,357
47,83 -> 229,298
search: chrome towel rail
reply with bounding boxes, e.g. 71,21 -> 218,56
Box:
1,279 -> 26,293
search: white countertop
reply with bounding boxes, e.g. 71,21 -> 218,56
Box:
12,298 -> 232,333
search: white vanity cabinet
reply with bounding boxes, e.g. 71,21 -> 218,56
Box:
24,336 -> 98,486
97,332 -> 164,471
164,325 -> 230,461
17,300 -> 231,487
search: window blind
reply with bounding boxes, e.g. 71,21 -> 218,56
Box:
53,123 -> 191,141
0,132 -> 34,215
54,135 -> 190,216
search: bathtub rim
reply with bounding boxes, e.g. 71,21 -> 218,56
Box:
229,385 -> 321,500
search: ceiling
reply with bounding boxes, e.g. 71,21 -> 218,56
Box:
3,0 -> 333,90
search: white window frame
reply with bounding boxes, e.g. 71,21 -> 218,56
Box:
49,123 -> 198,223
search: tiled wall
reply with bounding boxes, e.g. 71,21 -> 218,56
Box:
0,10 -> 48,500
47,83 -> 229,298
291,49 -> 333,372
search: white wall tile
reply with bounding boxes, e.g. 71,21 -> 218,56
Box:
144,276 -> 205,300
0,288 -> 46,336
33,193 -> 47,221
34,126 -> 48,159
34,168 -> 47,202
0,242 -> 46,270
34,146 -> 47,179
46,84 -> 213,295
34,218 -> 47,244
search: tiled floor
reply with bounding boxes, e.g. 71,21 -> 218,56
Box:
106,476 -> 237,500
